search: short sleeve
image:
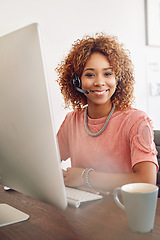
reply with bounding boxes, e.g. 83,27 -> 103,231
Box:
130,115 -> 158,170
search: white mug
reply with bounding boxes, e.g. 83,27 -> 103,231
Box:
113,183 -> 158,233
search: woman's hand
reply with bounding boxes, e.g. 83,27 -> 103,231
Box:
63,167 -> 101,194
63,167 -> 84,187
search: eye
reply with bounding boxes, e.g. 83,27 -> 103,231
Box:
85,72 -> 95,77
104,72 -> 113,77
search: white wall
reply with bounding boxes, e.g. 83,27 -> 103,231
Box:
0,0 -> 160,130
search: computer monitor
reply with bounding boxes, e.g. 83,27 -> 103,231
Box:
0,23 -> 67,219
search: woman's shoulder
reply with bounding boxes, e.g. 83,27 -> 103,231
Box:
66,109 -> 85,117
113,107 -> 151,129
115,107 -> 149,119
121,107 -> 154,133
58,109 -> 85,134
63,109 -> 85,123
126,107 -> 148,117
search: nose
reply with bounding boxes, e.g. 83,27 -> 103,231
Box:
93,77 -> 106,87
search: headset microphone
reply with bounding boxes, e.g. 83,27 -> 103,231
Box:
73,74 -> 89,94
75,87 -> 89,94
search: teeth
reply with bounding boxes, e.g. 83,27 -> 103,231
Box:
93,90 -> 106,95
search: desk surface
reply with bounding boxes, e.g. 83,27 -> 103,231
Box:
0,184 -> 160,240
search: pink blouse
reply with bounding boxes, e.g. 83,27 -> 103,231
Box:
57,107 -> 158,173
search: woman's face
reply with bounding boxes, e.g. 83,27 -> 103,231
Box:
81,52 -> 117,108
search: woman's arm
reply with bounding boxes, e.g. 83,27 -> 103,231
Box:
63,161 -> 157,193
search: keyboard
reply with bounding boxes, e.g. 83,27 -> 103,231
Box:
4,186 -> 103,208
65,187 -> 103,208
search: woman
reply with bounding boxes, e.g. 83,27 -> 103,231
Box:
56,33 -> 158,192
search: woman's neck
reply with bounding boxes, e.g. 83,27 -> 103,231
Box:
87,102 -> 113,119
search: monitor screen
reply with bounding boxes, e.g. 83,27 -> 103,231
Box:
0,23 -> 67,211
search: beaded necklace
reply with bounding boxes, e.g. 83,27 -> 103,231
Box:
84,104 -> 115,137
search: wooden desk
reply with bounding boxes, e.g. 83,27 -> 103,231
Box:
0,184 -> 160,240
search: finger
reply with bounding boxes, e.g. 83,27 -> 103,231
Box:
62,170 -> 68,177
66,167 -> 71,172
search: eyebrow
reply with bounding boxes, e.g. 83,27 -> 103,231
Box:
84,67 -> 112,72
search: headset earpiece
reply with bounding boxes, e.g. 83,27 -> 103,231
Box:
72,73 -> 89,94
73,73 -> 81,89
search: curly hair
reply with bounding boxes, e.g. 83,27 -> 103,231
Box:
55,33 -> 135,111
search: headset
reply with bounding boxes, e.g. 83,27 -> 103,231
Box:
72,73 -> 89,94
73,73 -> 121,94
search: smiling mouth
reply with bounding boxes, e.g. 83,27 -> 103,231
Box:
91,90 -> 108,95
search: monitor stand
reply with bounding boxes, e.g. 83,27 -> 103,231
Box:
0,204 -> 29,227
